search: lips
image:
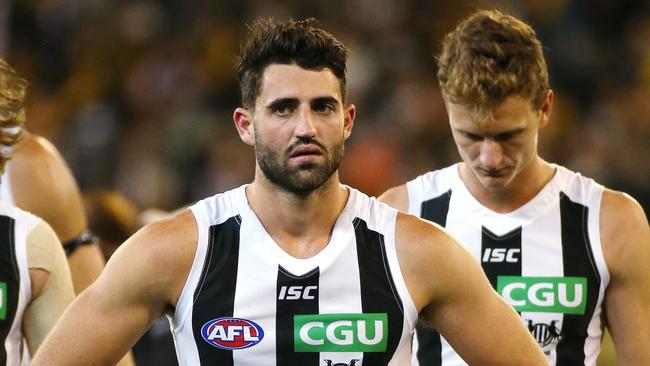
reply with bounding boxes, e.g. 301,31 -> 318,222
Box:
478,167 -> 510,177
289,145 -> 323,158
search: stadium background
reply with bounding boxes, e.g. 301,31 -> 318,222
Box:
1,0 -> 648,365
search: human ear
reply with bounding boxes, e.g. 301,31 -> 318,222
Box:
539,90 -> 553,128
343,104 -> 356,140
233,107 -> 255,146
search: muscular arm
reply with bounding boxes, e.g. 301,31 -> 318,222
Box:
600,189 -> 650,365
9,134 -> 105,293
31,210 -> 197,365
378,184 -> 409,212
396,213 -> 546,365
23,221 -> 75,354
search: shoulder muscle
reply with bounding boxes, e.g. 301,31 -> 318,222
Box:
394,212 -> 476,312
378,184 -> 409,212
600,188 -> 650,275
101,209 -> 199,310
9,134 -> 86,241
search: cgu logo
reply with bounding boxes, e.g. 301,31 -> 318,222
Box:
497,276 -> 588,314
294,313 -> 388,352
482,248 -> 520,263
200,317 -> 264,350
278,285 -> 317,300
0,282 -> 6,320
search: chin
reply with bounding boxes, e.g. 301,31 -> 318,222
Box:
479,175 -> 512,189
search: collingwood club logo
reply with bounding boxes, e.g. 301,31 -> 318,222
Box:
527,319 -> 563,352
324,360 -> 360,366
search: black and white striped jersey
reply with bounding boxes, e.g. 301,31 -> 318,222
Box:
170,185 -> 418,366
0,201 -> 39,365
407,164 -> 608,366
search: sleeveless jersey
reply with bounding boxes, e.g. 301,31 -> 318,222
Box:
0,201 -> 39,365
170,185 -> 418,366
407,164 -> 608,366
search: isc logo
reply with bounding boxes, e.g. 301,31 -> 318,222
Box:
294,313 -> 387,352
278,285 -> 317,300
201,317 -> 264,350
482,248 -> 520,263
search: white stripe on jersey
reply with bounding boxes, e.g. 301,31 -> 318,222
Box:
0,164 -> 15,205
1,201 -> 39,366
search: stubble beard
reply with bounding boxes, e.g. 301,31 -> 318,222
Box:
255,137 -> 345,196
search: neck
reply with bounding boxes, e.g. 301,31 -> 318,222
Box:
459,157 -> 556,213
246,171 -> 349,259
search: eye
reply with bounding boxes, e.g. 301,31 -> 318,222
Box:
270,102 -> 296,116
311,97 -> 339,115
461,131 -> 483,141
313,101 -> 336,114
494,129 -> 522,142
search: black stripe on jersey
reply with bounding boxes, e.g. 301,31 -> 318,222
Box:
0,215 -> 17,366
481,226 -> 523,289
415,322 -> 442,366
416,190 -> 451,366
192,216 -> 241,366
276,265 -> 319,366
556,193 -> 601,366
354,217 -> 404,366
420,189 -> 452,227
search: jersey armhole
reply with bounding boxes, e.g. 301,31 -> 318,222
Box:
590,189 -> 610,287
169,207 -> 207,333
384,209 -> 419,329
406,180 -> 421,217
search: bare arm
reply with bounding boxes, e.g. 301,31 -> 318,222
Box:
10,134 -> 105,293
396,213 -> 546,365
23,221 -> 75,354
600,189 -> 650,365
31,210 -> 197,365
378,184 -> 409,212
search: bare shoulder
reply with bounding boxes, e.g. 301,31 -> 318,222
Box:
104,209 -> 199,307
9,134 -> 86,240
115,209 -> 198,272
11,134 -> 61,170
378,184 -> 409,212
394,211 -> 471,312
600,188 -> 647,224
600,188 -> 649,274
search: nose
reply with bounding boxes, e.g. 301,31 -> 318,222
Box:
479,139 -> 504,170
294,105 -> 317,139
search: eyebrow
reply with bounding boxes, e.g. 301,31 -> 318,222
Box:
311,96 -> 340,106
456,127 -> 526,138
265,96 -> 340,110
493,127 -> 526,138
266,98 -> 299,110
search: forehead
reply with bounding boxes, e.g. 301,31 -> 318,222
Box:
447,96 -> 536,133
256,64 -> 342,106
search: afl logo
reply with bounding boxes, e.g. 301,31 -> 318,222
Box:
201,317 -> 264,350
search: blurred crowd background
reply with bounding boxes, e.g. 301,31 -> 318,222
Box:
1,0 -> 648,364
1,0 -> 649,212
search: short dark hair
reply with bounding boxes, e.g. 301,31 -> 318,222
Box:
235,18 -> 348,109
